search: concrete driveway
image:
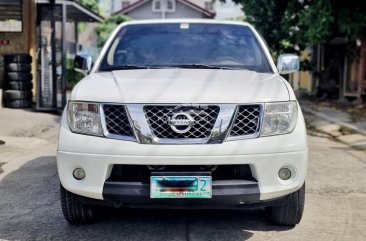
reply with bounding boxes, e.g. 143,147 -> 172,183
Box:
0,109 -> 365,241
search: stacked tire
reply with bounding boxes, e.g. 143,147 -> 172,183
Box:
3,54 -> 33,108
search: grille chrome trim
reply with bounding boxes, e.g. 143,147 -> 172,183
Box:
226,104 -> 263,141
143,105 -> 220,139
100,104 -> 137,142
208,105 -> 237,143
128,104 -> 237,144
99,103 -> 263,144
127,104 -> 158,144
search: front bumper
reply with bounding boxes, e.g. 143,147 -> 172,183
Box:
103,179 -> 261,207
58,149 -> 307,202
57,108 -> 308,205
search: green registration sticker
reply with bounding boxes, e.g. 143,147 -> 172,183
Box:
150,176 -> 212,199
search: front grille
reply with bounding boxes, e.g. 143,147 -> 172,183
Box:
230,105 -> 261,137
103,105 -> 134,137
144,105 -> 220,139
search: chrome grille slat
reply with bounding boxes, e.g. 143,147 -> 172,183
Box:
103,105 -> 134,137
229,105 -> 261,137
144,105 -> 220,139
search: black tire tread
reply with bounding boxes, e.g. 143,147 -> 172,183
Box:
268,183 -> 305,226
4,90 -> 32,100
60,184 -> 95,224
5,63 -> 32,73
4,54 -> 32,64
6,72 -> 33,82
4,99 -> 32,108
7,81 -> 33,90
5,72 -> 33,82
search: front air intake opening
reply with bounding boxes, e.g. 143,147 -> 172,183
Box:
107,164 -> 256,183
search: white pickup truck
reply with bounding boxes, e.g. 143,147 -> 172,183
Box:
57,19 -> 308,226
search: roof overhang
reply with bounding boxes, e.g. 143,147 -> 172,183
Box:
113,0 -> 215,18
178,0 -> 215,18
36,0 -> 104,22
113,0 -> 149,15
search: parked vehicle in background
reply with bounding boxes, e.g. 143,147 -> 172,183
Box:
57,20 -> 307,226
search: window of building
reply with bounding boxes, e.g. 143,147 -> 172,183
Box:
152,0 -> 162,12
205,1 -> 214,11
121,1 -> 130,9
0,0 -> 23,32
152,0 -> 175,12
166,0 -> 176,12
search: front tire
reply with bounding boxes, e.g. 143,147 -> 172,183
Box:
60,184 -> 96,224
267,183 -> 305,226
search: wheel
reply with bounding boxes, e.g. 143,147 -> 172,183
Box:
5,63 -> 32,72
4,54 -> 32,64
7,81 -> 33,90
267,183 -> 305,226
6,72 -> 32,82
4,99 -> 32,108
4,90 -> 32,100
60,184 -> 96,224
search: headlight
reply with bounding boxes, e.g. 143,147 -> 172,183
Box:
260,101 -> 298,136
67,101 -> 103,136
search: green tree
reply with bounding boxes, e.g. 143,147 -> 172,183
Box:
96,15 -> 131,47
75,0 -> 101,33
229,0 -> 366,60
77,0 -> 100,14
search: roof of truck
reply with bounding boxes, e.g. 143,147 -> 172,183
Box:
119,19 -> 251,26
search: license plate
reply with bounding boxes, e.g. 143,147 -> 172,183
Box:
150,176 -> 212,199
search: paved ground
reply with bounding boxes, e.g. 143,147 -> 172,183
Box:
0,108 -> 366,241
301,100 -> 366,135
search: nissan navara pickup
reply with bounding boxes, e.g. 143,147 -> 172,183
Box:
57,20 -> 308,226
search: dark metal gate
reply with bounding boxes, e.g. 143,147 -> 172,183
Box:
36,3 -> 66,111
35,1 -> 102,111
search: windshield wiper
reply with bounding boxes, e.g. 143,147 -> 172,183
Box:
102,64 -> 246,71
168,64 -> 239,70
102,65 -> 154,71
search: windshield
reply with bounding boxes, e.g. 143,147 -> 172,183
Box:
99,23 -> 272,73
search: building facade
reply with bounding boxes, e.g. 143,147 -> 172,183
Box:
291,41 -> 366,102
0,0 -> 102,110
112,0 -> 215,19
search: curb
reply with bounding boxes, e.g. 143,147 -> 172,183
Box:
302,106 -> 366,137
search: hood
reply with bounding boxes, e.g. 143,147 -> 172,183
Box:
72,69 -> 290,103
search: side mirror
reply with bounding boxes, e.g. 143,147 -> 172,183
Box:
74,54 -> 93,75
277,54 -> 300,74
